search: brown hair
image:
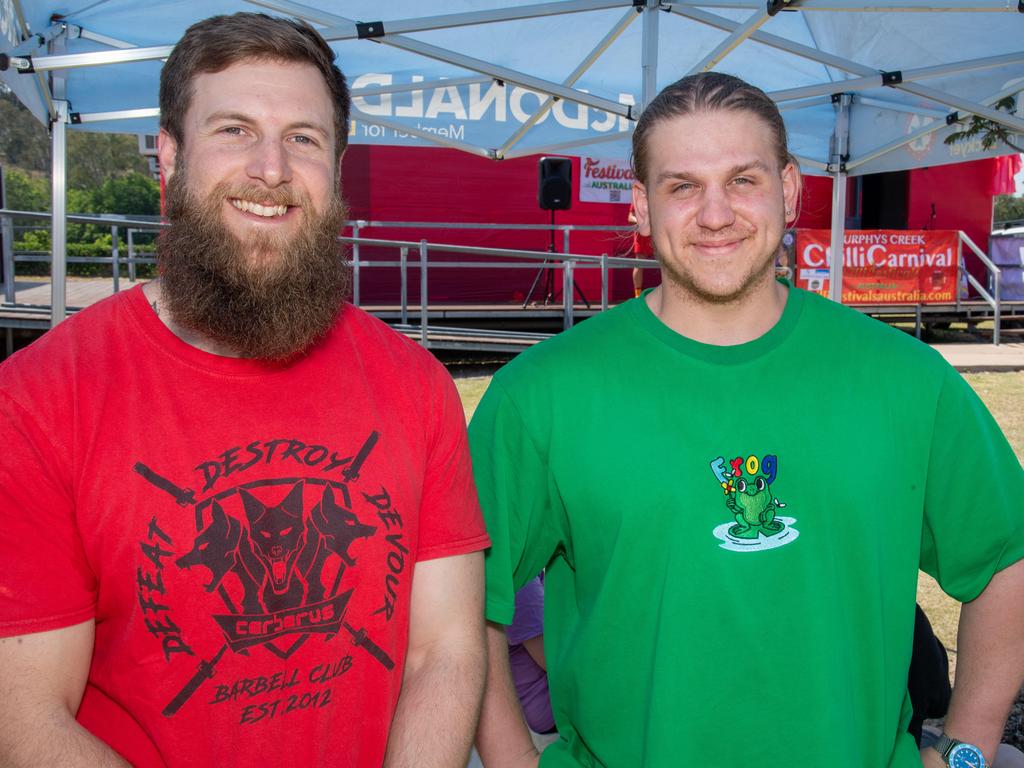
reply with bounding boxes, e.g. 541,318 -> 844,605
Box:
631,73 -> 790,186
160,12 -> 350,157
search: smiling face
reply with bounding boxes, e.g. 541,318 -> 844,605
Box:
158,58 -> 339,267
632,109 -> 799,305
154,57 -> 351,360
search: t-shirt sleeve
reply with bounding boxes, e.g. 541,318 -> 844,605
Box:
469,377 -> 568,626
415,366 -> 490,562
919,367 -> 1024,602
0,391 -> 96,636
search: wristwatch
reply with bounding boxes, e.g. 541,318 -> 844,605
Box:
932,733 -> 987,768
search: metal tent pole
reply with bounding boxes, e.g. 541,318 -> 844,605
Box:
828,93 -> 851,304
640,0 -> 660,113
249,1 -> 629,117
497,8 -> 636,158
1,164 -> 13,305
45,22 -> 71,328
687,7 -> 770,75
50,99 -> 69,326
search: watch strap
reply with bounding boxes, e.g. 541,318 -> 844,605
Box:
932,733 -> 986,768
934,733 -> 958,760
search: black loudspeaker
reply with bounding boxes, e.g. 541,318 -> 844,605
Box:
538,156 -> 572,210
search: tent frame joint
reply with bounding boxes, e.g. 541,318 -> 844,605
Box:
881,70 -> 903,86
946,111 -> 961,125
49,100 -> 72,130
766,0 -> 794,17
356,21 -> 385,39
2,54 -> 35,73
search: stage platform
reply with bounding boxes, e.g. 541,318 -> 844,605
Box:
3,278 -> 1024,369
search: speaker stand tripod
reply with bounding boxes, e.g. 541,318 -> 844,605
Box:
523,210 -> 591,309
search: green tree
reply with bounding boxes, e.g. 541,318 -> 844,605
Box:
945,96 -> 1023,154
67,132 -> 151,190
3,167 -> 49,211
0,91 -> 49,172
2,89 -> 153,190
66,172 -> 161,243
92,172 -> 160,216
994,195 -> 1024,225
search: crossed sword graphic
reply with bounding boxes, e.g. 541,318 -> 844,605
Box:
133,432 -> 394,717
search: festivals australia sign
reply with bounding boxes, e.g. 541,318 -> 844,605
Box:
796,230 -> 960,304
578,156 -> 635,205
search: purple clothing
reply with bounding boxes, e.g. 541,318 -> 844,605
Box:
507,576 -> 555,733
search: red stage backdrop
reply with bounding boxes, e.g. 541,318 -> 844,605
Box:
795,229 -> 959,304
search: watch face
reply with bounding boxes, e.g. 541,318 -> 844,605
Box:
948,743 -> 986,768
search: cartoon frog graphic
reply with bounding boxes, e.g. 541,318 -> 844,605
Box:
725,471 -> 786,539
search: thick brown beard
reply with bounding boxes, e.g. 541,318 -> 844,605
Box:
157,166 -> 351,362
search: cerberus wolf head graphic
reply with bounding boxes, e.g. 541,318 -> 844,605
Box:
175,500 -> 242,591
176,481 -> 377,615
240,484 -> 306,598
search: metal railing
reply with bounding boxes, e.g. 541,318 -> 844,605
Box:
2,209 -> 1015,347
1,210 -> 163,303
0,209 -> 652,341
958,230 -> 1002,345
337,234 -> 649,334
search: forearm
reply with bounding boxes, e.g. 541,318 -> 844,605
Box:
0,710 -> 129,767
934,559 -> 1024,763
476,622 -> 541,768
383,638 -> 486,768
0,623 -> 129,767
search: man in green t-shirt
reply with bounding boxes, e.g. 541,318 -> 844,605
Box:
471,73 -> 1024,768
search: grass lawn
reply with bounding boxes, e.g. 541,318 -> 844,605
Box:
454,370 -> 1024,680
454,376 -> 491,423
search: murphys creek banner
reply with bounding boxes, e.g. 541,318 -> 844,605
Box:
578,156 -> 635,204
795,230 -> 959,304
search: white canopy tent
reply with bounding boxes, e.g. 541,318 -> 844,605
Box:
2,0 -> 1023,323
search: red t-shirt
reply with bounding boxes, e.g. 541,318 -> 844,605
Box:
632,230 -> 653,257
0,286 -> 489,767
628,203 -> 652,257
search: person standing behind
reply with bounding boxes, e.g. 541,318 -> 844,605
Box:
507,575 -> 555,736
472,72 -> 1024,768
0,13 -> 488,767
627,204 -> 652,298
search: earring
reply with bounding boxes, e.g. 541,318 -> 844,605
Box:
785,208 -> 793,217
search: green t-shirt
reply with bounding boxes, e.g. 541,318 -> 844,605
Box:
469,286 -> 1024,768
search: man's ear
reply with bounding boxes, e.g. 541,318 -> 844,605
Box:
632,181 -> 652,237
782,159 -> 802,225
157,128 -> 179,182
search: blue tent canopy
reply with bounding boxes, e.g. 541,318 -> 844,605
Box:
4,1 -> 1022,172
2,0 -> 1023,316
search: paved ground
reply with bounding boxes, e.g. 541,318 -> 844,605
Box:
932,343 -> 1024,372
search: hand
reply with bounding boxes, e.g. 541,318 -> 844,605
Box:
920,745 -> 945,768
512,745 -> 542,768
504,745 -> 541,768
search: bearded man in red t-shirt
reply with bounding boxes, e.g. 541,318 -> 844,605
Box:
0,13 -> 489,768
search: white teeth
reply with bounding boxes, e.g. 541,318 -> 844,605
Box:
230,199 -> 288,217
